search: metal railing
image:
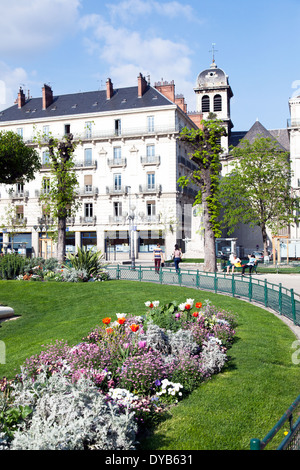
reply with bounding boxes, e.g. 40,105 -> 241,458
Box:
106,265 -> 300,327
250,394 -> 300,450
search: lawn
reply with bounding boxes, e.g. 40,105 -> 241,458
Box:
0,279 -> 299,450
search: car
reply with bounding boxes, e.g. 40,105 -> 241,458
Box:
252,251 -> 271,262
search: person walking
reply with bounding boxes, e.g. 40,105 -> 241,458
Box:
172,244 -> 182,272
153,243 -> 163,273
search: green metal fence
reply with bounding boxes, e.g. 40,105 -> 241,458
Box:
106,265 -> 300,327
250,394 -> 300,450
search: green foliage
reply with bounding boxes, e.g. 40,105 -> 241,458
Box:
0,399 -> 32,441
0,131 -> 40,185
179,119 -> 227,238
0,255 -> 26,280
220,136 -> 300,237
65,246 -> 106,277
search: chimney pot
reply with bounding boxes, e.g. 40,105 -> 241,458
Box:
17,88 -> 26,108
106,78 -> 114,100
138,73 -> 148,98
42,84 -> 53,110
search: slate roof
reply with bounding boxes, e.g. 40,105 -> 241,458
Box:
230,120 -> 289,152
0,85 -> 174,123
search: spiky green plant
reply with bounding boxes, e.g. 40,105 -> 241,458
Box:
65,246 -> 106,277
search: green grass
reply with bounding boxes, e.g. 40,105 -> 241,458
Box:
0,279 -> 299,450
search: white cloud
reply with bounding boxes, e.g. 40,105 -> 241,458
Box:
80,12 -> 195,108
0,61 -> 29,109
0,0 -> 81,56
107,0 -> 201,24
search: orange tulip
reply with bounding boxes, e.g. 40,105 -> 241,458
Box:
195,302 -> 202,309
106,327 -> 113,334
102,317 -> 111,325
185,304 -> 191,310
192,312 -> 199,317
129,324 -> 139,332
117,317 -> 126,325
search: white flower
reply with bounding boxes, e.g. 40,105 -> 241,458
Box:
116,313 -> 127,318
153,301 -> 160,307
186,298 -> 194,307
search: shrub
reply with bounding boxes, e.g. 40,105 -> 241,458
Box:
9,369 -> 137,450
65,246 -> 107,277
0,254 -> 26,280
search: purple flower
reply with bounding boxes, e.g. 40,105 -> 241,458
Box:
138,341 -> 147,349
155,379 -> 161,387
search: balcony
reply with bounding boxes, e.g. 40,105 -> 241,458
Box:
108,215 -> 127,224
77,187 -> 99,198
139,184 -> 162,194
9,191 -> 29,201
74,159 -> 97,169
106,185 -> 128,196
79,216 -> 97,225
107,158 -> 127,169
25,124 -> 180,145
287,119 -> 300,128
140,155 -> 160,167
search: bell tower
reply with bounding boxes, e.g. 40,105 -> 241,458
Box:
194,46 -> 233,155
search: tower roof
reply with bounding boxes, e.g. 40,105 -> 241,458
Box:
196,61 -> 228,89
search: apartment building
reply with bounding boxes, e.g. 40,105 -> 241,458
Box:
0,74 -> 199,261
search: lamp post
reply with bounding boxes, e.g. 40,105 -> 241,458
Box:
127,186 -> 136,270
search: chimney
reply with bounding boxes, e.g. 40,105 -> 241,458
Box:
138,73 -> 148,98
42,84 -> 53,110
154,79 -> 175,103
106,78 -> 114,100
175,95 -> 187,113
17,88 -> 26,108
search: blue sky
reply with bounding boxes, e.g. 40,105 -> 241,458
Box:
0,0 -> 299,131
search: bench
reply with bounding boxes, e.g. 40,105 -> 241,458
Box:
222,260 -> 258,274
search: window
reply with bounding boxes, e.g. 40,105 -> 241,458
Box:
85,203 -> 93,219
84,175 -> 93,194
42,151 -> 50,166
85,121 -> 92,138
114,201 -> 122,217
16,183 -> 24,194
17,128 -> 23,138
16,205 -> 24,220
201,95 -> 210,112
113,147 -> 122,163
115,119 -> 121,136
42,178 -> 50,194
64,124 -> 70,135
147,116 -> 154,132
146,144 -> 155,162
147,172 -> 155,190
84,148 -> 92,166
43,126 -> 49,137
214,94 -> 222,112
114,174 -> 122,191
147,201 -> 156,219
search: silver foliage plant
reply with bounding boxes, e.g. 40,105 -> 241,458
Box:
9,368 -> 137,451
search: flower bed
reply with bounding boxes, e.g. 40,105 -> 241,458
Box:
0,298 -> 237,450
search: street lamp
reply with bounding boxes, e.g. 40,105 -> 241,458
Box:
127,186 -> 136,270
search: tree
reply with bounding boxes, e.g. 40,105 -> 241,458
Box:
178,119 -> 227,272
0,131 -> 40,184
40,134 -> 80,264
219,136 -> 300,256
